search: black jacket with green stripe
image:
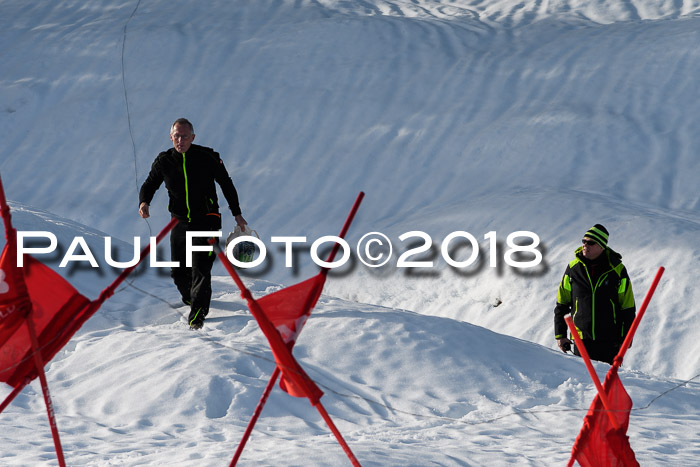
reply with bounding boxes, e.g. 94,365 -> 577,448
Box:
139,144 -> 242,223
554,247 -> 635,342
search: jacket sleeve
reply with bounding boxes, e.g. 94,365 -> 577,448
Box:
212,153 -> 242,217
139,156 -> 164,206
618,266 -> 636,338
554,266 -> 573,339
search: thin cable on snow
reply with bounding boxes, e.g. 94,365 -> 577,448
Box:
120,0 -> 151,238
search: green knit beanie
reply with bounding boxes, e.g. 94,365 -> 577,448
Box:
584,224 -> 609,248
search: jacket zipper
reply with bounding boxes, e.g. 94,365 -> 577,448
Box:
582,261 -> 614,340
182,152 -> 191,222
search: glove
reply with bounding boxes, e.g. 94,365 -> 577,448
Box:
557,337 -> 572,353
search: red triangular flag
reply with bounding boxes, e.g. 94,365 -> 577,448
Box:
567,268 -> 665,467
257,274 -> 324,345
569,366 -> 639,467
0,254 -> 90,388
220,192 -> 365,467
252,274 -> 326,401
0,172 -> 178,467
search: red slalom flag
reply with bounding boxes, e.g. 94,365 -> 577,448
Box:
213,251 -> 325,402
0,173 -> 91,388
567,365 -> 638,467
256,274 -> 325,399
219,192 -> 365,467
566,267 -> 664,467
0,254 -> 91,388
0,170 -> 178,466
0,217 -> 177,390
257,275 -> 323,346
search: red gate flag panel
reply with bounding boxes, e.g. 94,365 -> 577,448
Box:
0,216 -> 177,392
242,275 -> 325,402
568,366 -> 638,467
255,275 -> 325,398
0,253 -> 90,388
567,267 -> 663,467
1,170 -> 178,466
220,192 -> 365,467
257,274 -> 324,346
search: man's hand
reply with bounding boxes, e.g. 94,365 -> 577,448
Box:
139,202 -> 150,219
557,337 -> 573,353
234,214 -> 247,230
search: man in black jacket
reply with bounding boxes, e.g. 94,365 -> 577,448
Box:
554,224 -> 635,364
139,118 -> 247,329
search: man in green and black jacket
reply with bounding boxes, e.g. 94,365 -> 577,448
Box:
139,118 -> 247,329
554,224 -> 635,364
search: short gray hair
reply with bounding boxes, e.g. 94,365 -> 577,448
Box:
171,118 -> 194,135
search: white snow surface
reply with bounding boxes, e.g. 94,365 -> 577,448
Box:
1,0 -> 699,465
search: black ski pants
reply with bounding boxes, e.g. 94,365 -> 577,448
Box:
573,339 -> 621,365
170,215 -> 221,323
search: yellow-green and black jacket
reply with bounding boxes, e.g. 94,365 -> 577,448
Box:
554,247 -> 635,342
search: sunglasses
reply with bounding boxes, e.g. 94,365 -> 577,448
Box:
581,239 -> 598,246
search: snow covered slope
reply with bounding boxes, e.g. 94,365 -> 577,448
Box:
2,0 -> 699,380
1,0 -> 699,464
1,208 -> 699,465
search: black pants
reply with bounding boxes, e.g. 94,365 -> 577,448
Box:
170,216 -> 221,323
573,339 -> 621,365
